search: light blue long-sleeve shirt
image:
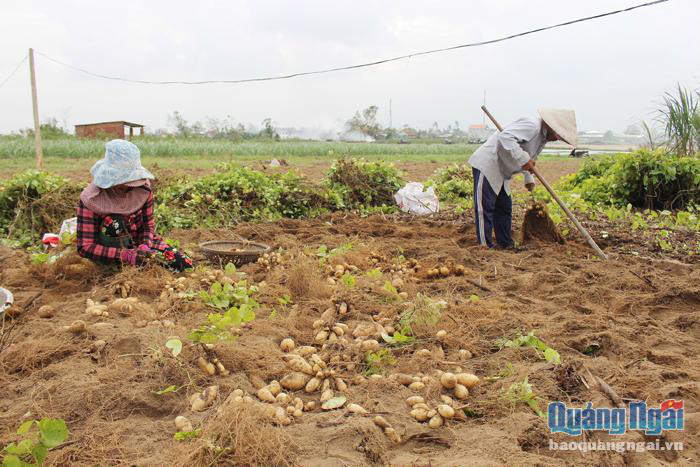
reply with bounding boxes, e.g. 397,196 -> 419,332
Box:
468,117 -> 548,195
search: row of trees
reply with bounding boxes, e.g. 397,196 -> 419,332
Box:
344,105 -> 467,140
166,112 -> 279,140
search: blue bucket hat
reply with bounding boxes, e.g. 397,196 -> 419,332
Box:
90,139 -> 154,189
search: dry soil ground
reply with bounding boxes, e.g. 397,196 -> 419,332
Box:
1,198 -> 699,465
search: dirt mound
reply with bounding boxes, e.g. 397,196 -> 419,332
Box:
1,211 -> 699,466
521,203 -> 564,244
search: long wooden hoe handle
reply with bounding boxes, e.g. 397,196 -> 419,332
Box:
480,105 -> 608,260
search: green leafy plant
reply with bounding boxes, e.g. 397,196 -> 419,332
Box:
165,338 -> 182,357
2,418 -> 69,466
497,331 -> 561,364
154,385 -> 179,395
316,242 -> 353,268
188,281 -> 258,343
380,327 -> 415,346
366,268 -> 382,279
325,158 -> 403,211
363,349 -> 397,376
174,428 -> 201,442
425,164 -> 474,210
658,84 -> 700,156
341,273 -> 356,288
505,378 -> 544,418
655,229 -> 673,251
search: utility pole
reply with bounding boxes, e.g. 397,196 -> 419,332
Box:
389,98 -> 393,129
28,48 -> 43,169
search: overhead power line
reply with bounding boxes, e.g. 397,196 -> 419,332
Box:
36,0 -> 668,86
0,55 -> 28,90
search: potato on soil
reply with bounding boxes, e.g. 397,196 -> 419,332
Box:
65,320 -> 87,334
347,403 -> 368,414
197,357 -> 216,376
410,408 -> 429,422
202,385 -> 218,405
406,396 -> 424,406
454,384 -> 469,400
257,387 -> 276,403
361,339 -> 380,352
295,346 -> 316,357
37,305 -> 55,318
281,372 -> 310,391
305,377 -> 322,393
436,330 -> 447,339
458,349 -> 473,360
456,373 -> 480,389
440,372 -> 457,389
429,414 -> 444,428
276,393 -> 290,405
280,338 -> 295,352
408,381 -> 425,391
268,380 -> 281,396
288,357 -> 314,375
437,404 -> 455,419
174,415 -> 193,432
373,416 -> 390,429
394,374 -> 414,386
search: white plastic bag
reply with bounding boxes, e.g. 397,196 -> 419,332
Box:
394,182 -> 439,215
59,217 -> 78,237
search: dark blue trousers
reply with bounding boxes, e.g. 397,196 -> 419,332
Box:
472,168 -> 513,248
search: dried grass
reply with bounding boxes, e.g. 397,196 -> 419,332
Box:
180,403 -> 300,467
286,256 -> 332,301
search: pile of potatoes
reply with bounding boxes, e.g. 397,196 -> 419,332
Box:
163,276 -> 191,300
405,395 -> 461,428
312,303 -> 350,346
425,264 -> 465,279
114,280 -> 134,298
386,258 -> 419,276
325,262 -> 359,278
390,372 -> 436,392
257,251 -> 283,270
192,267 -> 236,289
438,371 -> 479,400
85,299 -> 109,317
279,348 -> 348,397
225,388 -> 314,426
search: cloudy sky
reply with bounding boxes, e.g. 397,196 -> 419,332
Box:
0,0 -> 698,135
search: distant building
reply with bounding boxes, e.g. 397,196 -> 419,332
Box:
467,123 -> 495,143
75,121 -> 145,139
399,128 -> 417,139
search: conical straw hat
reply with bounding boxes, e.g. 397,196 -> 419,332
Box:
537,109 -> 577,147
